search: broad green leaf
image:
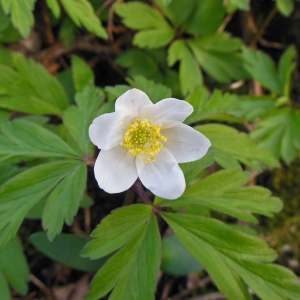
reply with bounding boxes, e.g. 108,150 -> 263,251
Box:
0,5 -> 9,31
188,36 -> 248,83
86,215 -> 160,300
0,237 -> 29,294
57,69 -> 76,103
114,2 -> 170,30
168,40 -> 203,95
278,45 -> 296,97
114,2 -> 174,49
160,169 -> 282,222
0,54 -> 69,115
161,234 -> 203,275
133,27 -> 175,49
179,148 -> 214,185
196,124 -> 280,170
71,55 -> 94,92
115,49 -> 163,81
60,0 -> 107,38
185,86 -> 241,124
184,0 -> 226,35
251,107 -> 300,164
154,0 -> 195,28
63,85 -> 105,155
227,0 -> 249,10
30,232 -> 108,272
0,164 -> 21,186
0,0 -> 35,37
45,0 -> 61,18
0,272 -> 10,300
59,17 -> 77,47
0,160 -> 80,247
82,204 -> 153,259
105,85 -> 131,101
0,119 -> 79,161
237,95 -> 275,121
43,161 -> 87,240
243,47 -> 282,95
162,212 -> 277,300
276,0 -> 294,16
127,75 -> 171,103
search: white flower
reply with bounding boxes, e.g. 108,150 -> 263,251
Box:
89,88 -> 211,200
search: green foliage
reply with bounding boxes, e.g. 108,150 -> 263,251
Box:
31,232 -> 107,271
0,237 -> 29,299
196,124 -> 280,170
276,0 -> 294,16
160,168 -> 282,222
114,2 -> 175,48
162,212 -> 300,300
227,0 -> 249,10
0,0 -> 35,37
251,108 -> 300,164
0,53 -> 69,116
72,56 -> 95,92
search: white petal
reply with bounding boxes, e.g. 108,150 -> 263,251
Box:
161,123 -> 211,163
115,88 -> 153,117
136,148 -> 185,200
89,111 -> 131,150
140,98 -> 193,128
94,146 -> 138,193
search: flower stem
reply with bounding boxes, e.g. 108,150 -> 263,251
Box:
133,180 -> 153,205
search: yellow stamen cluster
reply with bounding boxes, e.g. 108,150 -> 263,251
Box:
120,118 -> 167,164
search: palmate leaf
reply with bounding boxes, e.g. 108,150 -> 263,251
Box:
0,54 -> 69,116
250,107 -> 300,164
0,237 -> 29,299
0,0 -> 35,37
185,86 -> 241,124
196,124 -> 279,170
63,85 -> 105,156
83,207 -> 160,300
42,161 -> 87,240
160,169 -> 282,223
162,213 -> 300,300
114,2 -> 175,49
59,0 -> 107,38
0,118 -> 79,162
187,33 -> 248,83
0,160 -> 81,247
168,39 -> 203,95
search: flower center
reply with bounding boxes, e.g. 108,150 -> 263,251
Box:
120,118 -> 167,164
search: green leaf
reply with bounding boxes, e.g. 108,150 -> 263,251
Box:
0,118 -> 79,161
72,55 -> 94,92
0,237 -> 29,294
0,0 -> 35,37
114,2 -> 174,49
133,27 -> 175,49
114,2 -> 170,30
63,85 -> 105,155
227,0 -> 249,10
184,0 -> 226,35
0,5 -> 9,31
86,214 -> 160,300
0,54 -> 69,116
45,0 -> 61,18
0,272 -> 10,300
161,234 -> 203,275
43,162 -> 86,240
59,17 -> 77,47
127,75 -> 171,103
250,107 -> 300,164
82,204 -> 153,259
276,0 -> 294,16
243,47 -> 282,95
105,85 -> 131,101
0,160 -> 80,247
161,169 -> 282,222
0,164 -> 21,186
196,124 -> 280,170
30,232 -> 108,272
278,45 -> 296,97
168,40 -> 203,95
179,148 -> 214,185
185,86 -> 241,124
60,0 -> 107,38
188,34 -> 248,83
162,213 -> 300,300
